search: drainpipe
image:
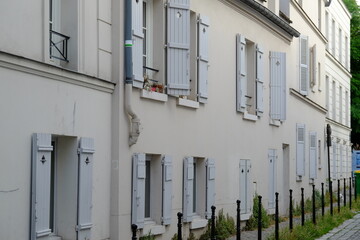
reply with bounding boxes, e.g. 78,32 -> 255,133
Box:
325,0 -> 332,7
125,0 -> 140,146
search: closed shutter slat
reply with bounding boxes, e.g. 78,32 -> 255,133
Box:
132,0 -> 144,88
198,14 -> 210,103
183,157 -> 194,222
206,158 -> 215,219
162,155 -> 173,225
296,124 -> 306,176
132,153 -> 146,228
256,45 -> 264,116
236,34 -> 246,112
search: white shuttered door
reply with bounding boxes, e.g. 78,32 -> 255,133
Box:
300,35 -> 309,95
256,45 -> 264,116
132,153 -> 146,228
236,34 -> 246,112
167,0 -> 190,96
296,124 -> 306,176
309,132 -> 317,179
198,15 -> 210,103
206,158 -> 215,219
162,155 -> 173,225
268,150 -> 276,209
239,159 -> 251,214
270,52 -> 286,120
132,0 -> 144,88
31,133 -> 53,239
77,138 -> 95,240
183,157 -> 194,222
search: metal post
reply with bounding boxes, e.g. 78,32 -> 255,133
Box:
355,175 -> 357,201
301,188 -> 304,226
211,206 -> 216,240
289,189 -> 293,231
177,212 -> 182,240
312,185 -> 316,224
275,192 -> 279,240
338,179 -> 340,213
344,178 -> 347,207
350,177 -> 352,209
258,195 -> 262,240
327,124 -> 332,215
321,183 -> 325,217
330,181 -> 333,216
131,224 -> 138,240
236,200 -> 241,240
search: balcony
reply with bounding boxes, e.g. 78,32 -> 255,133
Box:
50,30 -> 70,62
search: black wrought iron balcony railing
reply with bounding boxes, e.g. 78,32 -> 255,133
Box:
49,30 -> 70,62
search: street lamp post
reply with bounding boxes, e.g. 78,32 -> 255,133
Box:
327,124 -> 333,215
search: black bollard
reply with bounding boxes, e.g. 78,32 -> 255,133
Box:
211,206 -> 216,240
131,224 -> 138,240
350,177 -> 352,209
344,178 -> 347,207
275,192 -> 279,240
330,181 -> 333,216
177,212 -> 183,240
301,188 -> 304,226
236,200 -> 241,240
289,189 -> 293,231
312,185 -> 316,224
321,183 -> 325,217
258,195 -> 262,240
338,179 -> 340,213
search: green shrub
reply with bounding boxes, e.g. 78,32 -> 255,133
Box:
139,232 -> 155,240
244,195 -> 271,230
199,209 -> 236,240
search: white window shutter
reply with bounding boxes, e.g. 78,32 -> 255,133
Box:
132,0 -> 144,88
132,153 -> 146,228
332,142 -> 337,179
268,149 -> 276,209
256,44 -> 264,116
270,52 -> 286,121
205,158 -> 215,219
31,133 -> 53,239
77,138 -> 95,240
300,35 -> 309,95
162,155 -> 173,225
311,44 -> 317,89
309,132 -> 317,179
198,14 -> 210,103
167,0 -> 190,96
296,124 -> 306,177
183,157 -> 194,222
236,34 -> 246,112
240,159 -> 251,214
246,160 -> 251,213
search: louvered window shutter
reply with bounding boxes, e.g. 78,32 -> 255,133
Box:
198,15 -> 210,103
309,132 -> 317,179
183,157 -> 194,222
31,133 -> 53,239
77,138 -> 95,240
268,150 -> 276,209
167,0 -> 190,96
236,34 -> 246,112
256,45 -> 264,116
162,155 -> 173,225
132,0 -> 144,88
205,158 -> 215,219
240,159 -> 251,214
132,153 -> 146,228
270,52 -> 286,120
311,44 -> 317,88
246,160 -> 251,213
296,124 -> 306,176
300,36 -> 309,95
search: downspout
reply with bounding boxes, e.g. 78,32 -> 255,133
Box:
125,0 -> 140,146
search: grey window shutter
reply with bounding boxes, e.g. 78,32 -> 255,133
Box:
167,0 -> 190,96
246,160 -> 251,213
205,158 -> 215,219
240,159 -> 251,214
162,155 -> 173,225
198,14 -> 210,103
268,149 -> 276,209
132,0 -> 144,88
309,132 -> 317,179
332,142 -> 337,179
77,138 -> 95,240
236,34 -> 246,112
132,153 -> 146,228
183,157 -> 194,222
31,133 -> 53,239
270,52 -> 286,121
256,44 -> 264,116
296,124 -> 306,177
311,44 -> 317,88
300,35 -> 309,95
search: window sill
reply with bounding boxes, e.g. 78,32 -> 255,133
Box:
240,213 -> 251,221
190,216 -> 208,230
309,178 -> 315,185
177,98 -> 199,109
141,89 -> 168,102
269,119 -> 281,127
243,112 -> 258,121
296,175 -> 302,182
143,221 -> 166,236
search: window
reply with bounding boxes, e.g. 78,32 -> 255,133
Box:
183,157 -> 215,225
236,34 -> 264,117
332,19 -> 336,56
345,90 -> 349,126
239,159 -> 252,215
340,144 -> 343,177
339,28 -> 342,63
325,12 -> 329,50
318,0 -> 322,30
268,150 -> 276,209
132,154 -> 172,231
318,62 -> 321,91
318,139 -> 322,169
345,36 -> 349,69
309,132 -> 317,180
326,75 -> 329,117
332,141 -> 337,180
339,86 -> 343,124
296,124 -> 305,180
310,44 -> 317,90
30,134 -> 94,240
299,35 -> 309,95
270,51 -> 286,121
280,0 -> 290,19
332,80 -> 336,120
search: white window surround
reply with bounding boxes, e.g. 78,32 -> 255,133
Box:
177,97 -> 200,109
142,221 -> 165,236
140,89 -> 168,102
